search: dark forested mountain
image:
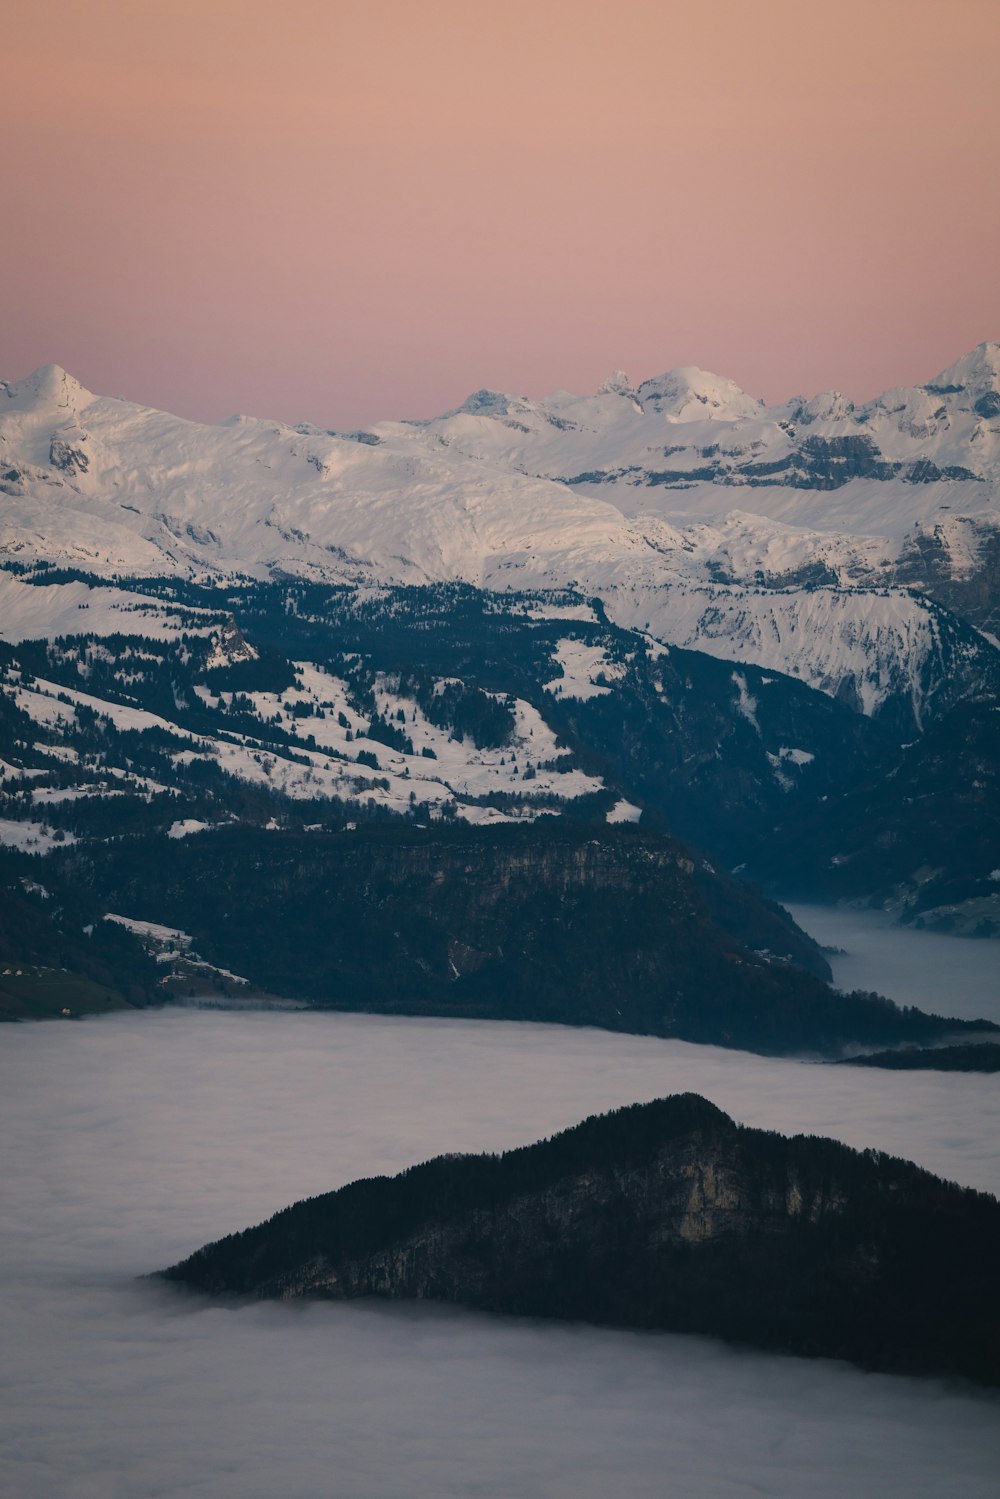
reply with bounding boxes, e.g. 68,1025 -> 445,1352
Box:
64,821 -> 992,1056
3,571 -> 994,910
0,573 -> 892,859
841,1043 -> 1000,1072
1,570 -> 994,1046
162,1093 -> 1000,1385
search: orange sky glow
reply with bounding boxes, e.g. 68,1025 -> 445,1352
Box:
4,0 -> 999,426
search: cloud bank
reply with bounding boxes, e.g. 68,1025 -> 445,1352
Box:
2,1004 -> 998,1497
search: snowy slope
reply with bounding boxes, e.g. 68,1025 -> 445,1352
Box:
0,572 -> 222,643
601,580 -> 983,723
418,344 -> 1000,611
0,646 -> 604,839
2,348 -> 999,718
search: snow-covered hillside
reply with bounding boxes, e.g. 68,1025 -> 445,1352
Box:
0,631 -> 603,845
2,347 -> 999,717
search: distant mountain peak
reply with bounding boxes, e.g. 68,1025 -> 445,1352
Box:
597,369 -> 635,397
636,366 -> 762,421
449,388 -> 518,419
929,341 -> 1000,394
795,389 -> 855,423
2,362 -> 92,413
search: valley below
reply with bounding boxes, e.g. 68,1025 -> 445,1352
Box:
2,901 -> 999,1498
784,903 -> 1000,1023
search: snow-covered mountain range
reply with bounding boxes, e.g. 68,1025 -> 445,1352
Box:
2,345 -> 999,720
1,344 -> 998,951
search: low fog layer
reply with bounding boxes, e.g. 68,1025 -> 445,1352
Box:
785,904 -> 1000,1023
2,1007 -> 998,1498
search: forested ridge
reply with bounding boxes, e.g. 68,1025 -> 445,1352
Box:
63,822 -> 993,1055
164,1093 -> 1000,1385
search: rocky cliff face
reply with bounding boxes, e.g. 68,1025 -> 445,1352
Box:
895,519 -> 1000,635
282,1128 -> 848,1303
162,1094 -> 1000,1384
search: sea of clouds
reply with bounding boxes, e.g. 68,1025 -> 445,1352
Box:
1,912 -> 998,1498
784,903 -> 1000,1022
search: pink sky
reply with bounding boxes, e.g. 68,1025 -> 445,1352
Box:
4,0 -> 999,428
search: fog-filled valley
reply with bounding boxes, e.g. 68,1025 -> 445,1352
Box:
3,906 -> 1000,1499
783,904 -> 1000,1022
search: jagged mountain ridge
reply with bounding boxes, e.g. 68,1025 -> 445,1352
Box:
430,343 -> 1000,516
2,348 -> 999,722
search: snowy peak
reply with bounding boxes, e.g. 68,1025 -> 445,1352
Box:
930,340 -> 1000,395
636,366 -> 763,422
926,342 -> 1000,421
454,388 -> 513,416
1,363 -> 93,414
446,388 -> 530,421
597,370 -> 636,398
793,389 -> 855,424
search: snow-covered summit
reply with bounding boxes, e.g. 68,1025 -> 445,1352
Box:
597,369 -> 636,398
636,366 -> 763,422
1,363 -> 94,414
930,340 -> 1000,395
793,389 -> 855,424
450,388 -> 522,419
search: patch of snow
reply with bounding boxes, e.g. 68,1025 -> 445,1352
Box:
0,759 -> 47,780
0,819 -> 76,853
778,746 -> 815,766
544,639 -> 627,700
524,602 -> 598,623
104,912 -> 251,986
105,914 -> 194,947
765,753 -> 793,791
453,804 -> 537,825
731,672 -> 760,734
33,743 -> 79,763
0,573 -> 216,644
606,799 -> 642,824
31,785 -> 126,805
